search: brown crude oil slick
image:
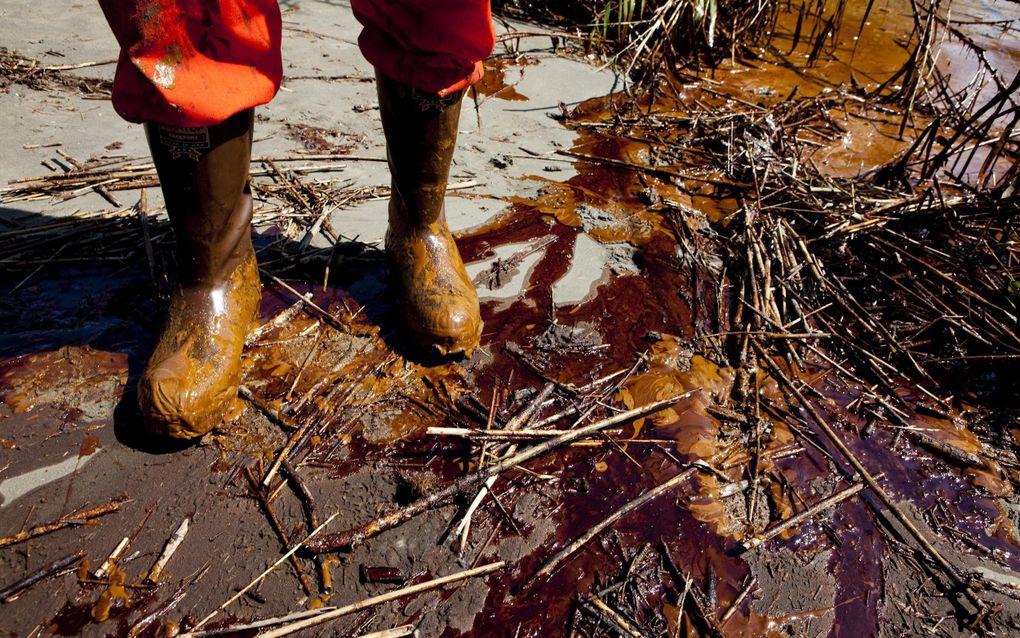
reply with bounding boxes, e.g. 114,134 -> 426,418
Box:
473,56 -> 532,102
0,346 -> 128,414
3,2 -> 1020,636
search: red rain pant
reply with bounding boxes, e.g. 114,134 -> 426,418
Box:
97,0 -> 495,127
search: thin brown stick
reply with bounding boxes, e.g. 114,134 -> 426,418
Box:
719,577 -> 757,625
126,583 -> 188,638
282,459 -> 331,594
262,403 -> 318,486
267,274 -> 348,333
0,494 -> 128,548
739,481 -> 868,552
239,385 -> 297,432
531,466 -> 698,582
0,550 -> 86,601
244,468 -> 314,597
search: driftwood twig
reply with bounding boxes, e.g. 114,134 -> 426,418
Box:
0,494 -> 129,549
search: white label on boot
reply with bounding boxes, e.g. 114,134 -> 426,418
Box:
159,125 -> 211,161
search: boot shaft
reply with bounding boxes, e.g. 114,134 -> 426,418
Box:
376,72 -> 465,229
145,109 -> 255,286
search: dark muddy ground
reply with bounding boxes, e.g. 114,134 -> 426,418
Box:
2,1 -> 1020,637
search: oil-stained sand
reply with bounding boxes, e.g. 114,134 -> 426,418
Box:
2,0 -> 1020,637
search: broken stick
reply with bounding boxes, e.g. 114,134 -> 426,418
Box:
738,481 -> 867,552
0,494 -> 128,549
282,459 -> 332,594
0,550 -> 86,602
244,468 -> 314,597
531,466 -> 699,582
93,536 -> 130,578
145,517 -> 190,583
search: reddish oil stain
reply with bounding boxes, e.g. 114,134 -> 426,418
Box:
78,434 -> 102,458
0,346 -> 128,414
474,56 -> 533,101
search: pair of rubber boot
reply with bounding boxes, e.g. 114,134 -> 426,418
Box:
139,73 -> 482,440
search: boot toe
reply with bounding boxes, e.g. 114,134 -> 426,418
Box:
412,298 -> 483,356
138,359 -> 232,440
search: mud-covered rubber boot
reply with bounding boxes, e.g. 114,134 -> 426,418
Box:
376,72 -> 483,357
138,109 -> 261,440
